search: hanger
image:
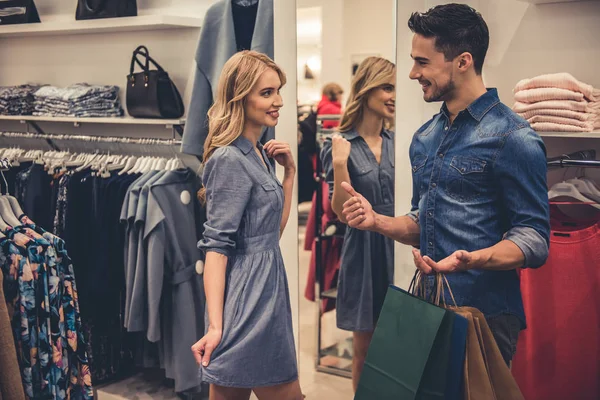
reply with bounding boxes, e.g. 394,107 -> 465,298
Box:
548,181 -> 600,209
567,177 -> 600,203
0,197 -> 21,226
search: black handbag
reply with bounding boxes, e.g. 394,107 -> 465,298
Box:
76,0 -> 137,21
0,0 -> 40,25
126,46 -> 185,119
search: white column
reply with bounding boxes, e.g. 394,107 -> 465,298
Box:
320,0 -> 344,88
394,0 -> 427,289
274,0 -> 300,356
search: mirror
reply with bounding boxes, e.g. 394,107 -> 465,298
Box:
295,0 -> 397,397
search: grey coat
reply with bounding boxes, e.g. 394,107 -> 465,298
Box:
144,169 -> 206,393
120,170 -> 160,331
181,0 -> 274,157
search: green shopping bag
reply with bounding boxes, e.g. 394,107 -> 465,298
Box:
355,284 -> 457,400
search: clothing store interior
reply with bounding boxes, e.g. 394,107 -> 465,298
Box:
0,0 -> 599,399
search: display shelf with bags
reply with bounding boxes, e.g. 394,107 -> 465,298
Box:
0,14 -> 202,37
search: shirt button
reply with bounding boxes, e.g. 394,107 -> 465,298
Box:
431,182 -> 437,188
438,153 -> 444,158
427,212 -> 433,217
444,127 -> 448,131
428,241 -> 433,246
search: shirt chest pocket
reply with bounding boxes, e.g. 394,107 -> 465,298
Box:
260,181 -> 282,212
411,154 -> 428,196
444,156 -> 488,202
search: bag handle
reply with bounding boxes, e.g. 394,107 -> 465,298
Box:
129,45 -> 165,77
410,270 -> 458,308
82,0 -> 109,13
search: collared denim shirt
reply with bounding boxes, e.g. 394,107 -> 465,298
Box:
408,89 -> 550,327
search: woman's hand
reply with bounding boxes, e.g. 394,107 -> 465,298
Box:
331,134 -> 351,166
264,140 -> 296,173
191,327 -> 222,367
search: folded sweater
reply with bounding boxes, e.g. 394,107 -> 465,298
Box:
514,87 -> 585,103
518,108 -> 597,122
529,121 -> 593,133
525,115 -> 598,130
514,73 -> 600,102
513,99 -> 600,114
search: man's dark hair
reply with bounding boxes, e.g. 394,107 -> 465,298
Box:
408,3 -> 489,75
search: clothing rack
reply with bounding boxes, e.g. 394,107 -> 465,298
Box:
0,131 -> 182,149
547,149 -> 600,168
313,114 -> 351,379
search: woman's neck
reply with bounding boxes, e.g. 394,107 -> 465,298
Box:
356,109 -> 384,138
242,122 -> 264,146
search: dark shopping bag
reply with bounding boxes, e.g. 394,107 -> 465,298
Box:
0,0 -> 40,25
76,0 -> 137,20
354,284 -> 466,400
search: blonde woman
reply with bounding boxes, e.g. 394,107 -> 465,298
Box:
321,56 -> 396,391
191,51 -> 301,400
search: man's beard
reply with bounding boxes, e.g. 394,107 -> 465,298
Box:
425,79 -> 455,103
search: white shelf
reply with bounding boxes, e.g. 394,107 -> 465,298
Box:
0,115 -> 185,126
539,131 -> 600,138
517,0 -> 600,4
0,15 -> 202,38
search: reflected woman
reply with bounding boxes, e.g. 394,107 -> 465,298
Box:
321,56 -> 396,392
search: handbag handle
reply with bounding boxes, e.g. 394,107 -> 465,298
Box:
129,45 -> 165,77
82,0 -> 109,13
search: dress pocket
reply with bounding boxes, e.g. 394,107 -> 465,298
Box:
261,181 -> 281,212
444,156 -> 487,202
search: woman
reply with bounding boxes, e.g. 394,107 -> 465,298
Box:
191,51 -> 302,400
317,82 -> 344,129
321,56 -> 396,391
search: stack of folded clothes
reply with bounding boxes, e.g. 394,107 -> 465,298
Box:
33,83 -> 123,117
513,73 -> 600,132
0,84 -> 39,115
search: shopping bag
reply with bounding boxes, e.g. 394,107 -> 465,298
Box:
453,307 -> 524,400
354,284 -> 462,400
445,310 -> 468,400
416,272 -> 523,400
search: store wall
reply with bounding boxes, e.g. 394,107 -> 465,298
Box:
394,0 -> 600,289
297,0 -> 395,105
483,0 -> 600,186
0,1 -> 210,137
0,0 -> 301,364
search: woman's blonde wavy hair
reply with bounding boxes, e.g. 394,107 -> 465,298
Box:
338,57 -> 395,132
197,50 -> 287,203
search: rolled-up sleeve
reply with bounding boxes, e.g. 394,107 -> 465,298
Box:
198,148 -> 253,257
496,127 -> 550,268
320,138 -> 335,201
406,169 -> 420,224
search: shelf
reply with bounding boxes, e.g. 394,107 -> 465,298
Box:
517,0 -> 599,3
0,15 -> 202,38
538,131 -> 600,139
0,115 -> 185,126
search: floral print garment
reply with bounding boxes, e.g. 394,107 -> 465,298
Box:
2,219 -> 93,400
19,216 -> 93,400
1,232 -> 51,399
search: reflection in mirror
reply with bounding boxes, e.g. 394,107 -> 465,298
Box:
296,0 -> 397,397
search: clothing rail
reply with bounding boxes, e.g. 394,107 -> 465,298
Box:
0,131 -> 182,146
547,159 -> 600,168
547,149 -> 600,168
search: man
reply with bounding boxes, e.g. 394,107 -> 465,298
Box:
340,3 -> 550,366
